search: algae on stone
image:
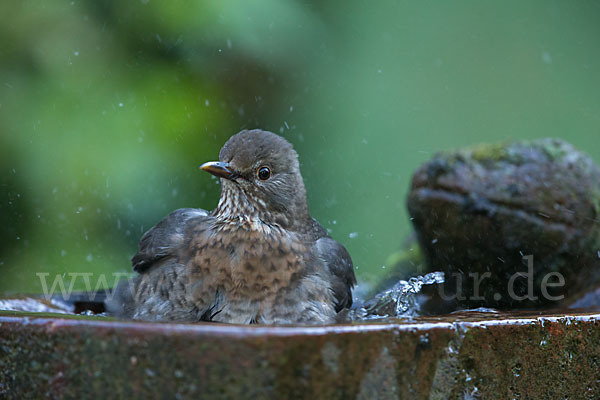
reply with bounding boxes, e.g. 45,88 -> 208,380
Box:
407,138 -> 600,309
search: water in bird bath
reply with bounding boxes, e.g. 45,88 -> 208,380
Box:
0,271 -> 446,322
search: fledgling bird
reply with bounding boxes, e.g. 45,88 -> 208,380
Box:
107,129 -> 356,324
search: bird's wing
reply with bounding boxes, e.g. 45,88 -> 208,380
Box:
131,208 -> 210,273
314,236 -> 357,312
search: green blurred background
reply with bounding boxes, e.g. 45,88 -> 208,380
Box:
1,1 -> 599,295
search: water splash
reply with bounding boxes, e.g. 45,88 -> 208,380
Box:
351,271 -> 445,320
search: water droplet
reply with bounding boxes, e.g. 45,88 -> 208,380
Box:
348,232 -> 358,239
542,51 -> 552,64
512,363 -> 522,378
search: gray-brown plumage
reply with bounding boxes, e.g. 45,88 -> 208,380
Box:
107,129 -> 356,324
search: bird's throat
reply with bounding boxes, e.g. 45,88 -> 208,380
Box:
214,185 -> 257,220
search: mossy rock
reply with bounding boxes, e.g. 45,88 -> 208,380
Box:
407,138 -> 600,309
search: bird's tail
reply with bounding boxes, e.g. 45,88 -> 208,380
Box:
50,279 -> 136,318
51,289 -> 112,314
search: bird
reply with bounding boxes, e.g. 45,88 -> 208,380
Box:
106,129 -> 356,324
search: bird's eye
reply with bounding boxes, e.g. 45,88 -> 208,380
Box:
257,166 -> 271,180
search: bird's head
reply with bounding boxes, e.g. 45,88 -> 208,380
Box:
201,129 -> 311,231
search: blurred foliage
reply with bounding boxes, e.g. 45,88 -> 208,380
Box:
1,1 -> 600,294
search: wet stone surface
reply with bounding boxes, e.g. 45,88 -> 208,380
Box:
1,310 -> 600,399
407,138 -> 600,309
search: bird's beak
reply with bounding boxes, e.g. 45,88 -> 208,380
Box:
200,161 -> 235,180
